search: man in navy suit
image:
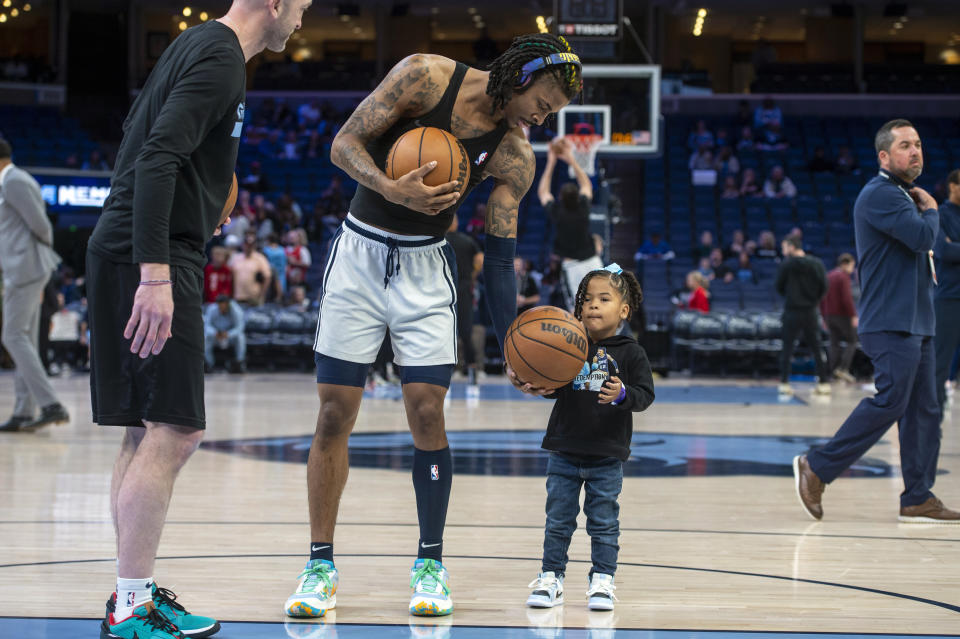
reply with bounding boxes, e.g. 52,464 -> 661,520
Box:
793,119 -> 959,523
934,169 -> 960,420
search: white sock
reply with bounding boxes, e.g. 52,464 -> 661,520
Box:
115,576 -> 153,620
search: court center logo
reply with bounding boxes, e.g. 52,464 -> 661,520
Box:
202,430 -> 895,478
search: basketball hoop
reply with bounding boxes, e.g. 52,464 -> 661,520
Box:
566,122 -> 602,178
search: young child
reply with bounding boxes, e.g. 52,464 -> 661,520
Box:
526,264 -> 655,611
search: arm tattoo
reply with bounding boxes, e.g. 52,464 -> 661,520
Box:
485,138 -> 536,238
331,54 -> 443,190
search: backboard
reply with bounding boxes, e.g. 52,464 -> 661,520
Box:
528,64 -> 661,159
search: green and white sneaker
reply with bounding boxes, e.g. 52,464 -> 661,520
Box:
100,601 -> 184,639
105,585 -> 220,638
285,559 -> 338,617
409,558 -> 453,617
151,585 -> 220,637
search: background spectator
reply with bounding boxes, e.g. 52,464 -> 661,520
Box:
47,293 -> 82,374
694,229 -> 715,260
764,165 -> 797,198
755,231 -> 780,260
514,257 -> 540,314
285,228 -> 312,288
685,271 -> 710,313
835,145 -> 860,175
740,167 -> 762,197
713,146 -> 740,178
229,232 -> 272,306
821,253 -> 859,383
635,232 -> 674,261
709,248 -> 734,282
262,233 -> 288,302
726,229 -> 746,258
204,295 -> 246,374
689,146 -> 714,171
720,175 -> 740,199
687,119 -> 715,151
204,245 -> 234,304
808,146 -> 835,173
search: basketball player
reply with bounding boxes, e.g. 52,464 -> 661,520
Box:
87,2 -> 312,638
285,34 -> 583,618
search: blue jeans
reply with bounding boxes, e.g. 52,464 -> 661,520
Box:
541,452 -> 623,579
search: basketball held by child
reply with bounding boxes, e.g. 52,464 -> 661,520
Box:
385,126 -> 470,198
505,306 -> 589,389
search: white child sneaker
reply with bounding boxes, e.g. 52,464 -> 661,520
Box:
586,573 -> 617,611
526,571 -> 564,608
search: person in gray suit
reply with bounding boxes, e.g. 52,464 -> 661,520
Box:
0,138 -> 70,432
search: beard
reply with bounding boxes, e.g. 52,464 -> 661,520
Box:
903,163 -> 923,181
265,26 -> 293,52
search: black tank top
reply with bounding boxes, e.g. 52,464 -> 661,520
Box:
348,62 -> 511,237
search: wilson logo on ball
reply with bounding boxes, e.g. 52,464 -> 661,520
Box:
540,322 -> 587,352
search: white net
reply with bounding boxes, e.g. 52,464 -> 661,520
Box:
566,133 -> 602,178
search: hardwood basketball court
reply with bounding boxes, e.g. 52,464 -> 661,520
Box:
1,371 -> 958,638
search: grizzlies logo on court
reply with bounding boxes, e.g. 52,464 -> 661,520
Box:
202,430 -> 896,479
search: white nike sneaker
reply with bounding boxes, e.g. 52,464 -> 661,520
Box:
586,573 -> 617,611
285,560 -> 338,617
409,559 -> 453,616
526,571 -> 564,608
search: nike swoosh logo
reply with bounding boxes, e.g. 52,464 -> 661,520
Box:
420,542 -> 441,548
311,545 -> 330,552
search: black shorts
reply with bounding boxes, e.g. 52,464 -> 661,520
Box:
87,251 -> 206,429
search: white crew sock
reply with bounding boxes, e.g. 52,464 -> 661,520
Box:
114,576 -> 153,621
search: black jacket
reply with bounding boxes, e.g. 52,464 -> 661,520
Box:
775,254 -> 828,310
542,334 -> 655,462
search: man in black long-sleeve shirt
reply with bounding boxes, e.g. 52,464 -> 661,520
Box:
775,234 -> 829,396
86,3 -> 312,637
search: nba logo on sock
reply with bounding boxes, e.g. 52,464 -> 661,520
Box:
430,464 -> 439,481
126,592 -> 135,606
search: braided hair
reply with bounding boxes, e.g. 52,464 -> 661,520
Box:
485,33 -> 583,115
573,270 -> 644,322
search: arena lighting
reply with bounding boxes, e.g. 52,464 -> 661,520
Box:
199,11 -> 208,21
1,0 -> 10,8
536,15 -> 548,33
182,7 -> 192,17
0,13 -> 6,22
698,8 -> 707,18
22,2 -> 30,10
10,7 -> 17,17
178,20 -> 187,31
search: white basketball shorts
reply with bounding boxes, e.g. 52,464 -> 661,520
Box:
314,214 -> 458,371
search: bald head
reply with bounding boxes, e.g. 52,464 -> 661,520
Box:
221,0 -> 312,60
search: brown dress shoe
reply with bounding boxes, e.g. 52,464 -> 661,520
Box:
793,454 -> 824,520
899,497 -> 960,524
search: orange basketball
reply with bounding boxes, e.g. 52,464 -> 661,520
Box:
220,172 -> 238,225
504,306 -> 589,389
385,126 -> 470,198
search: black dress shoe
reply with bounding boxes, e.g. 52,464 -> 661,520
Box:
0,415 -> 33,432
22,403 -> 70,431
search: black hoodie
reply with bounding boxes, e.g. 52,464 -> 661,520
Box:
542,333 -> 655,462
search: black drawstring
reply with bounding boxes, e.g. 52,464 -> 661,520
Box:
384,237 -> 401,288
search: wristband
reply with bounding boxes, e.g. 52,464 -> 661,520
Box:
610,385 -> 627,405
139,280 -> 172,286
